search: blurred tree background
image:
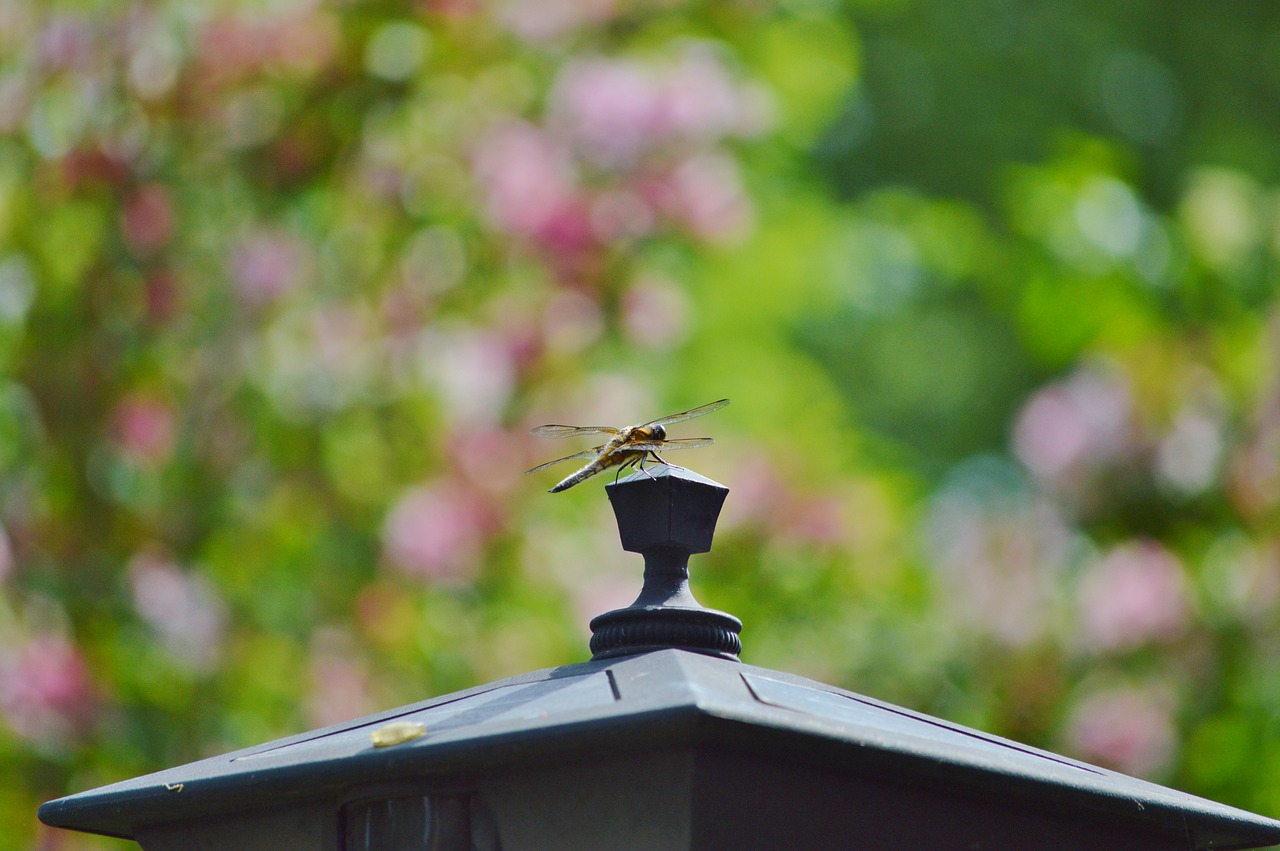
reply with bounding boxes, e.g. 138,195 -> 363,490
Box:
3,0 -> 1280,846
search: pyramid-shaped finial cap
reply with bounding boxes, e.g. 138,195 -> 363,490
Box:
607,465 -> 728,555
591,466 -> 740,661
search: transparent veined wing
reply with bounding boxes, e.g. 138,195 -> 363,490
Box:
624,438 -> 714,452
641,398 -> 730,428
529,424 -> 620,439
524,445 -> 606,474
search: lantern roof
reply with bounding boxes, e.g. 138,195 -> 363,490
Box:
38,467 -> 1280,849
38,647 -> 1280,848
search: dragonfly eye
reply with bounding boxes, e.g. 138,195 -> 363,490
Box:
652,424 -> 666,440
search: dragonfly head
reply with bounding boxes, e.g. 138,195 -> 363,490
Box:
651,424 -> 667,441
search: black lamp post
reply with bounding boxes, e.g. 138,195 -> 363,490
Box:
39,466 -> 1280,849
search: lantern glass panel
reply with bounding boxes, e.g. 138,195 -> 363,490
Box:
341,793 -> 499,851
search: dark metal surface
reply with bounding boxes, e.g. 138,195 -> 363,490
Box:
37,463 -> 1280,849
607,465 -> 727,556
38,649 -> 1280,848
590,466 -> 742,660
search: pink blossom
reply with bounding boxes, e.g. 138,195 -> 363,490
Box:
719,454 -> 787,530
230,229 -> 310,307
383,480 -> 498,584
418,328 -> 517,426
661,45 -> 766,142
621,276 -> 689,350
196,11 -> 332,87
498,0 -> 616,43
571,575 -> 637,629
307,655 -> 374,729
0,633 -> 96,743
473,49 -> 762,264
120,184 -> 174,256
551,59 -> 664,170
1013,367 -> 1132,481
306,629 -> 374,728
111,394 -> 175,464
651,153 -> 752,243
450,426 -> 526,496
380,285 -> 428,343
128,552 -> 227,672
550,48 -> 764,170
590,189 -> 656,243
469,121 -> 597,262
310,306 -> 367,375
777,495 -> 848,547
927,491 -> 1073,646
1064,685 -> 1176,778
428,0 -> 483,18
533,200 -> 596,258
473,122 -> 579,240
541,288 -> 605,355
270,8 -> 340,78
488,296 -> 545,373
37,15 -> 95,72
1077,541 -> 1189,652
196,16 -> 268,87
717,454 -> 849,548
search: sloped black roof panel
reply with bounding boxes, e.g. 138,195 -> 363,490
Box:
39,650 -> 1280,849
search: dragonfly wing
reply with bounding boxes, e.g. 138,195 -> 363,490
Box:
525,445 -> 605,474
625,437 -> 714,452
642,398 -> 730,428
529,424 -> 620,439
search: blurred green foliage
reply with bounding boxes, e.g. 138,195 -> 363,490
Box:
3,0 -> 1280,847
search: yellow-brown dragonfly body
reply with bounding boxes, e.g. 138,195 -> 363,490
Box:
527,399 -> 729,493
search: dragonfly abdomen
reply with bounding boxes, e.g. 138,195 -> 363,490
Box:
549,449 -> 644,493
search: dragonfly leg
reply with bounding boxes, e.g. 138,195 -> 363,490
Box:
635,452 -> 663,481
613,456 -> 640,485
649,452 -> 685,472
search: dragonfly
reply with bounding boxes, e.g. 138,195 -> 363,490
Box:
526,398 -> 729,493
